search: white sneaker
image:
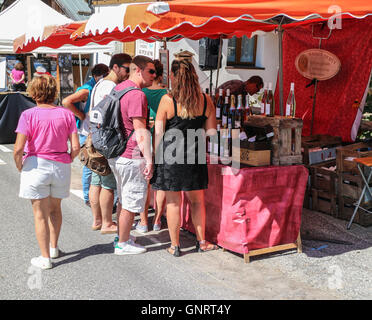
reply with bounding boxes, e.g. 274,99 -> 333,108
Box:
113,235 -> 136,248
31,256 -> 52,270
50,246 -> 59,259
114,239 -> 147,255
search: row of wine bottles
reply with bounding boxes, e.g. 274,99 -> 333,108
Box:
204,82 -> 296,121
207,124 -> 274,159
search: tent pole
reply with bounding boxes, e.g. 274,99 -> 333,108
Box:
278,25 -> 284,116
79,54 -> 83,86
216,36 -> 223,89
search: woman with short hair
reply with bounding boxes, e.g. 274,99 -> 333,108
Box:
14,75 -> 80,269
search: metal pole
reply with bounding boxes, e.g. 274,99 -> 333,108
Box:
79,53 -> 83,86
278,25 -> 284,116
216,36 -> 223,89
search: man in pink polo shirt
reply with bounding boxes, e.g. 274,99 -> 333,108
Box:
108,55 -> 156,255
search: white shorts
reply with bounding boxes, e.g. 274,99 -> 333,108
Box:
19,156 -> 71,199
108,157 -> 148,214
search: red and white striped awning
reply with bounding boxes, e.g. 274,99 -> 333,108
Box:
14,0 -> 372,53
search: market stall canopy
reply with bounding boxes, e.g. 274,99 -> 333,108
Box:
14,0 -> 372,53
3,0 -> 113,54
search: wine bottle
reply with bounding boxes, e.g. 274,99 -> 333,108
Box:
286,82 -> 296,118
222,96 -> 229,129
244,94 -> 252,121
267,82 -> 275,117
216,88 -> 223,120
228,94 -> 236,130
213,124 -> 221,157
261,83 -> 268,115
235,94 -> 243,129
226,88 -> 231,106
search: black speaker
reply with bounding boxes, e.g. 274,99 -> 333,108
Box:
198,38 -> 222,71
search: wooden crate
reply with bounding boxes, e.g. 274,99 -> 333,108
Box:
338,172 -> 372,202
338,196 -> 372,227
244,115 -> 303,166
309,160 -> 338,216
302,134 -> 342,165
336,142 -> 372,174
232,147 -> 271,166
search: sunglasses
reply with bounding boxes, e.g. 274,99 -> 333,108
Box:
147,68 -> 156,75
121,65 -> 130,73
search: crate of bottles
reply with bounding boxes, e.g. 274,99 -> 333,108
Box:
302,135 -> 342,165
243,115 -> 303,166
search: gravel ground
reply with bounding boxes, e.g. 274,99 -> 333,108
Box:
255,209 -> 372,299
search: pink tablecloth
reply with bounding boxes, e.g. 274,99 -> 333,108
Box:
180,164 -> 308,254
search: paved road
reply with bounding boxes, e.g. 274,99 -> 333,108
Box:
1,143 -> 370,302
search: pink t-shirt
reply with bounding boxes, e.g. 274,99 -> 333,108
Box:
115,80 -> 148,159
15,106 -> 77,163
11,69 -> 25,83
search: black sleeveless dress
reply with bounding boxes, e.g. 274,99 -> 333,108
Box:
150,95 -> 208,191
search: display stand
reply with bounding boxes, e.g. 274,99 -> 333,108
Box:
180,163 -> 308,263
223,233 -> 302,263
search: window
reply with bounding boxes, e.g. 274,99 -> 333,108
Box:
227,35 -> 258,67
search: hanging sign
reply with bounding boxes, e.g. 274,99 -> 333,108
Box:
295,49 -> 341,81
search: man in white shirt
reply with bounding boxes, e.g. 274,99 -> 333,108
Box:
88,54 -> 132,235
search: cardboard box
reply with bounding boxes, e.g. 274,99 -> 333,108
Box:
233,147 -> 271,166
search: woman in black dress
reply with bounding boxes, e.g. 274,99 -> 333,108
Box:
150,59 -> 217,256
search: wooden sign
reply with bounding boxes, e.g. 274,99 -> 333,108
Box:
295,49 -> 341,81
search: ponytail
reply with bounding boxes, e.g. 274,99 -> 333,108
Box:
171,60 -> 202,119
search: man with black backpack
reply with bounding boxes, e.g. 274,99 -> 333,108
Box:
107,55 -> 156,255
88,54 -> 132,235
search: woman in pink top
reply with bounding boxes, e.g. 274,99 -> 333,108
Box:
10,62 -> 26,92
13,75 -> 80,270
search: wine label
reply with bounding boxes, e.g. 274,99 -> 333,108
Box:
222,115 -> 227,126
265,103 -> 270,115
286,104 -> 291,116
266,132 -> 274,138
213,143 -> 219,154
240,131 -> 248,140
261,103 -> 265,114
235,120 -> 241,128
216,107 -> 221,118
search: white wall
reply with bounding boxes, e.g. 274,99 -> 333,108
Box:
164,32 -> 279,91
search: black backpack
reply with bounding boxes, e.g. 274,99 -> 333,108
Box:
90,86 -> 140,159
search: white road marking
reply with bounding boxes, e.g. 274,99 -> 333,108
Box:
70,189 -> 84,199
0,145 -> 12,153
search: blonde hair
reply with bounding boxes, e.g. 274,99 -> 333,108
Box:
170,59 -> 202,119
27,75 -> 58,104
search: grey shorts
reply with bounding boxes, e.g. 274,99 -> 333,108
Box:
19,156 -> 71,199
108,157 -> 148,213
90,172 -> 117,190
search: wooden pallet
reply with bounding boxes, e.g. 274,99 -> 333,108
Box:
222,233 -> 302,263
244,115 -> 303,166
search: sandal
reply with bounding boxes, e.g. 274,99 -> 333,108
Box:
100,223 -> 118,234
167,245 -> 181,257
196,240 -> 218,252
91,224 -> 102,231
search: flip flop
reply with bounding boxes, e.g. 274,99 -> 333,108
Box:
196,241 -> 218,252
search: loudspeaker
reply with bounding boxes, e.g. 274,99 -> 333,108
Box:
198,38 -> 222,71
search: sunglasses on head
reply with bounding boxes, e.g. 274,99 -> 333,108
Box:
121,65 -> 130,73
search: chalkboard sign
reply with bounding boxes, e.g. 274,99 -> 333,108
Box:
159,49 -> 169,88
58,54 -> 74,100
